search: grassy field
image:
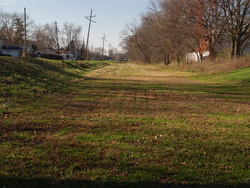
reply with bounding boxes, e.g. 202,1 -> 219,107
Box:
0,57 -> 249,187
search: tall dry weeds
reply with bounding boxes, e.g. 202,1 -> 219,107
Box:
182,56 -> 250,75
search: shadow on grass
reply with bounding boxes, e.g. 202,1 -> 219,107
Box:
31,58 -> 84,79
1,176 -> 248,188
82,76 -> 250,102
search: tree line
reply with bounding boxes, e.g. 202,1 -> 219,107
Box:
0,9 -> 122,60
121,0 -> 250,64
0,9 -> 88,58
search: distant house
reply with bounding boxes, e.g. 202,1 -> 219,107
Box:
55,50 -> 75,60
186,51 -> 209,62
33,49 -> 62,60
186,41 -> 250,62
0,39 -> 23,57
61,53 -> 75,60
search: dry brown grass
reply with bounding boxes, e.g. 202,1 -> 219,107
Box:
87,63 -> 198,81
182,56 -> 250,75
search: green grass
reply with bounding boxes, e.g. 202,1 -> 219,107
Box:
0,58 -> 249,187
0,57 -> 111,113
223,67 -> 250,83
192,67 -> 250,83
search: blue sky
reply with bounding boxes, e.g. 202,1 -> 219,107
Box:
0,0 -> 151,51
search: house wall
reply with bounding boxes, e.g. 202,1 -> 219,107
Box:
186,51 -> 209,62
1,50 -> 20,57
0,40 -> 2,53
186,52 -> 200,62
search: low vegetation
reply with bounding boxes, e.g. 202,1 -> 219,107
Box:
0,57 -> 249,187
0,57 -> 110,113
181,56 -> 250,75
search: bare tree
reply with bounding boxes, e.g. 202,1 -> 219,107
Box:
31,23 -> 56,52
44,25 -> 56,50
122,0 -> 249,63
0,10 -> 34,46
221,0 -> 250,57
190,0 -> 226,58
156,0 -> 196,63
0,11 -> 21,45
72,25 -> 82,59
63,21 -> 75,54
121,20 -> 154,63
32,24 -> 47,52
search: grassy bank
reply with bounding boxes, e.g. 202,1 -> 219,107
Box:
0,59 -> 249,187
0,57 -> 111,114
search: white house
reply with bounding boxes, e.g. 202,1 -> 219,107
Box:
186,51 -> 210,62
0,39 -> 23,57
186,41 -> 250,62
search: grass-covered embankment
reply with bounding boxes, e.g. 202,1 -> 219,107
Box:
0,57 -> 111,114
0,59 -> 249,187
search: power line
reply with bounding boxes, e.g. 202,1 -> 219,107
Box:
96,21 -> 103,36
70,0 -> 85,16
80,0 -> 90,12
83,0 -> 91,9
81,0 -> 103,36
69,0 -> 107,54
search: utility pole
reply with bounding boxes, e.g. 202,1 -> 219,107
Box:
108,43 -> 112,58
55,21 -> 60,56
82,37 -> 85,59
85,9 -> 96,60
101,34 -> 107,60
75,34 -> 77,60
23,7 -> 27,57
69,31 -> 72,57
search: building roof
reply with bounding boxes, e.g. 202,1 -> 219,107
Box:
35,50 -> 56,55
2,45 -> 23,50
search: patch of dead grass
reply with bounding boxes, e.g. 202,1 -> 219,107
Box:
182,56 -> 250,75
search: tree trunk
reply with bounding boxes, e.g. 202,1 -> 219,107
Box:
196,52 -> 202,62
208,36 -> 216,59
164,54 -> 171,65
235,36 -> 242,58
209,46 -> 215,59
231,36 -> 236,58
177,54 -> 181,65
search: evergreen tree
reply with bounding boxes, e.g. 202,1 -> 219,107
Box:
13,18 -> 24,45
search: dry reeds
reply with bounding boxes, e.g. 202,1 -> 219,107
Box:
182,56 -> 250,75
